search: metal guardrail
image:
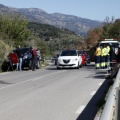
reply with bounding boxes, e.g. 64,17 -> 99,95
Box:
115,87 -> 120,120
99,68 -> 120,120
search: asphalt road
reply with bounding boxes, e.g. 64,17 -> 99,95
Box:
0,62 -> 109,120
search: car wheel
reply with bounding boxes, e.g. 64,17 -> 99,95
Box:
79,64 -> 82,68
57,66 -> 60,69
76,62 -> 80,69
1,60 -> 9,71
85,62 -> 87,66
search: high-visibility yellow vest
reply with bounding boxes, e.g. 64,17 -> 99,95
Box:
101,48 -> 105,56
103,47 -> 108,56
95,47 -> 101,56
106,46 -> 110,55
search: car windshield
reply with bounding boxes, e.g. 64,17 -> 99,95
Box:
21,48 -> 30,54
78,51 -> 83,55
60,50 -> 77,56
78,51 -> 88,55
12,49 -> 17,53
83,51 -> 87,54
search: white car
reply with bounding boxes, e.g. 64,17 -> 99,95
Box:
57,49 -> 82,69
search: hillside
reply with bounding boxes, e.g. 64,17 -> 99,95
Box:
0,4 -> 102,36
27,22 -> 83,54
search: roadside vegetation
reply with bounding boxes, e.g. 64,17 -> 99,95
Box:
86,17 -> 120,46
0,14 -> 120,118
0,14 -> 120,70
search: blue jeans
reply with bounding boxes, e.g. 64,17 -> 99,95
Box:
17,58 -> 22,71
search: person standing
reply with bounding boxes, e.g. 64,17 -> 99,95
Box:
116,45 -> 120,63
104,45 -> 110,68
36,48 -> 41,68
16,45 -> 23,71
30,47 -> 37,71
101,45 -> 106,69
94,45 -> 101,69
109,45 -> 115,67
106,45 -> 110,64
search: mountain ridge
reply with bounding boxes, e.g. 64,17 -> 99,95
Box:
0,4 -> 103,35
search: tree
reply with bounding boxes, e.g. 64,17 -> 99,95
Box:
86,28 -> 102,46
0,14 -> 31,46
109,19 -> 120,40
101,16 -> 114,39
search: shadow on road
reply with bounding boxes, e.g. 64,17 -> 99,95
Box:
76,77 -> 111,120
46,67 -> 82,70
0,80 -> 12,84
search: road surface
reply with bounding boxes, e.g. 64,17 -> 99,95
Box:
0,62 -> 109,120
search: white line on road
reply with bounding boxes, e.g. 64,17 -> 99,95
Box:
0,70 -> 66,90
98,82 -> 102,86
0,76 -> 43,90
31,77 -> 44,81
75,105 -> 86,114
90,91 -> 96,96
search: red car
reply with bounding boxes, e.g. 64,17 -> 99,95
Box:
81,53 -> 86,65
78,50 -> 90,66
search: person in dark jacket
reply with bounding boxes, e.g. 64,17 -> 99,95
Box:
16,45 -> 23,71
109,45 -> 116,67
116,45 -> 120,63
30,47 -> 37,71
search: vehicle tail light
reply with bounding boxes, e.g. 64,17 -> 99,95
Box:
112,60 -> 117,63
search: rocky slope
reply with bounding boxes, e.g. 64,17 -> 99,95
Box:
0,4 -> 103,35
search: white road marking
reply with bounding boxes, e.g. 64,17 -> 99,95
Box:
0,76 -> 43,90
75,105 -> 86,114
90,91 -> 96,96
0,70 -> 66,90
98,82 -> 102,86
31,76 -> 44,81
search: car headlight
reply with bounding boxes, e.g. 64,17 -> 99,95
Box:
58,58 -> 62,62
23,55 -> 28,59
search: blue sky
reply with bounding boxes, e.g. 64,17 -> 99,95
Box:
0,0 -> 120,21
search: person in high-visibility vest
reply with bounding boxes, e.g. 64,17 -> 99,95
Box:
104,45 -> 110,68
94,45 -> 101,69
101,45 -> 106,69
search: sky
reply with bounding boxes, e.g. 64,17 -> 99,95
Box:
0,0 -> 120,21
